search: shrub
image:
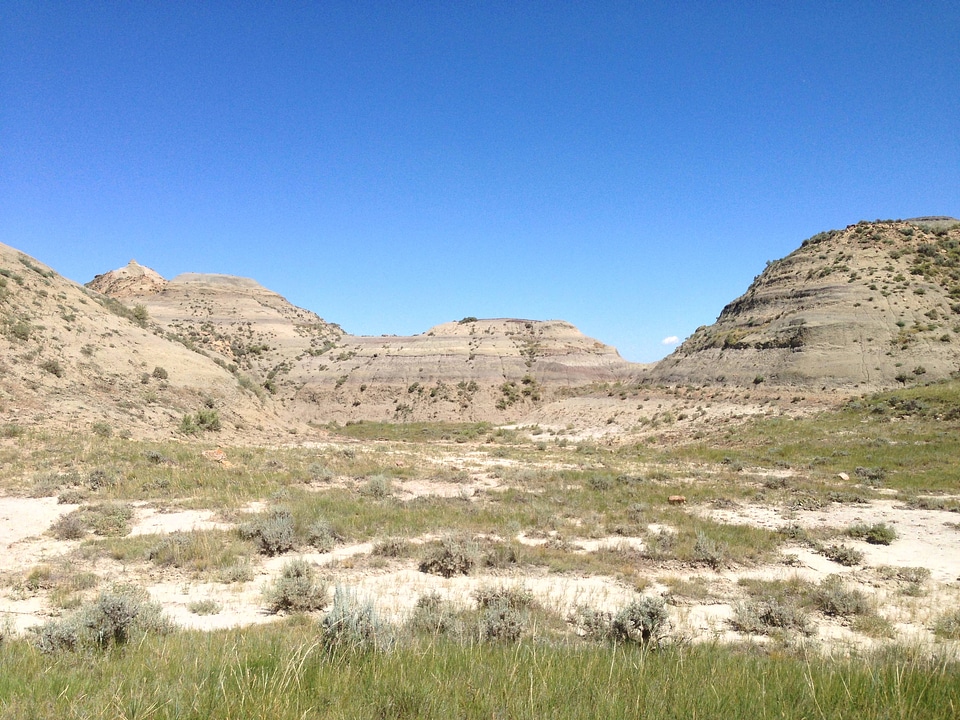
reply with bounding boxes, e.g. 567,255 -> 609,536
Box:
40,359 -> 64,377
195,408 -> 221,431
419,537 -> 478,578
32,585 -> 171,652
239,507 -> 297,556
152,366 -> 168,380
50,512 -> 86,540
53,503 -> 133,538
609,597 -> 668,645
821,544 -> 863,566
732,599 -> 815,636
473,585 -> 535,611
360,474 -> 392,499
321,586 -> 393,652
131,304 -> 149,327
188,599 -> 222,616
86,468 -> 116,490
216,559 -> 254,584
480,603 -> 524,642
814,575 -> 871,617
91,422 -> 112,438
932,608 -> 960,639
407,592 -> 456,636
179,408 -> 221,435
372,537 -> 412,558
846,522 -> 897,545
642,529 -> 676,561
306,518 -> 338,552
0,423 -> 24,438
264,559 -> 328,613
693,531 -> 727,569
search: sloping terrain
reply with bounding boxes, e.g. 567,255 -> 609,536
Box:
89,263 -> 641,424
0,246 -> 292,440
652,218 -> 960,388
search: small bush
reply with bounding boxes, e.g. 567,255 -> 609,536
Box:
32,585 -> 171,653
609,597 -> 668,645
239,508 -> 297,556
40,359 -> 64,377
152,366 -> 168,380
846,522 -> 897,545
693,531 -> 727,569
821,544 -> 863,566
642,529 -> 676,561
932,608 -> 960,639
407,592 -> 456,636
473,585 -> 535,611
53,503 -> 133,539
216,559 -> 254,584
86,468 -> 116,490
57,489 -> 86,505
732,599 -> 815,636
188,599 -> 222,616
419,537 -> 478,578
321,586 -> 393,652
372,537 -> 412,558
814,575 -> 871,617
0,423 -> 24,438
480,603 -> 524,642
50,513 -> 86,540
264,559 -> 328,613
131,304 -> 149,327
306,518 -> 338,552
360,474 -> 392,499
91,422 -> 112,438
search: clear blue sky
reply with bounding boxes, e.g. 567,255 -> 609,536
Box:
2,2 -> 958,362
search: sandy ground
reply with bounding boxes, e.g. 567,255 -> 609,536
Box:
2,493 -> 959,654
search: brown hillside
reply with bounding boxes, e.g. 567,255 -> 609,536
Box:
651,218 -> 960,388
0,245 -> 294,440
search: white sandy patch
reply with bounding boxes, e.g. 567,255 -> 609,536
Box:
702,500 -> 960,583
129,507 -> 231,536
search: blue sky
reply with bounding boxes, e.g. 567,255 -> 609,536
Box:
2,2 -> 958,362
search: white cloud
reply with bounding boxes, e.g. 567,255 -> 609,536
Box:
661,336 -> 680,346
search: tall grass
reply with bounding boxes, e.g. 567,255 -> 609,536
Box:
0,626 -> 956,719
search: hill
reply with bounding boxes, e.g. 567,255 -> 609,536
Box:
651,218 -> 960,388
87,262 -> 640,426
0,245 -> 294,441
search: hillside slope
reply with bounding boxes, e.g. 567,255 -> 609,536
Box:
0,246 -> 293,440
651,218 -> 960,388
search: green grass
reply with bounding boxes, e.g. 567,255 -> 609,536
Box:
0,625 -> 956,719
662,380 -> 960,494
326,420 -> 494,443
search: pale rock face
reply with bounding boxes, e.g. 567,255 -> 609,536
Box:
650,218 -> 960,389
87,259 -> 168,297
